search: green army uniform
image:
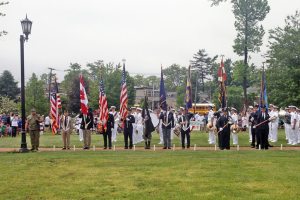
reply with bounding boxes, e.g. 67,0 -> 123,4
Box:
27,114 -> 41,150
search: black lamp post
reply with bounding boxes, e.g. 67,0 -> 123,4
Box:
19,15 -> 32,153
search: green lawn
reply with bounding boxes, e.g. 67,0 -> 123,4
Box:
0,129 -> 295,149
1,150 -> 300,200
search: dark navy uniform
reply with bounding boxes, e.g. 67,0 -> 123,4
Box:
123,114 -> 135,149
178,113 -> 194,149
103,113 -> 114,149
216,114 -> 232,150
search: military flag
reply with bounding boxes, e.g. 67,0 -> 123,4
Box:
259,66 -> 268,111
80,74 -> 89,115
142,96 -> 155,135
120,62 -> 128,120
159,66 -> 167,111
50,76 -> 60,135
185,65 -> 192,110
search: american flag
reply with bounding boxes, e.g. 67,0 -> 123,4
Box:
50,93 -> 59,134
99,78 -> 108,131
57,93 -> 62,109
218,58 -> 227,109
119,63 -> 128,120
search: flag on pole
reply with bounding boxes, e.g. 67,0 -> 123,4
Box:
218,58 -> 227,109
99,77 -> 108,131
120,62 -> 128,120
50,93 -> 59,135
259,66 -> 268,111
142,96 -> 155,135
159,66 -> 167,111
54,77 -> 62,109
185,65 -> 192,110
80,75 -> 89,115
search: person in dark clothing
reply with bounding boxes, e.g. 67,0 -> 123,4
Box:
123,108 -> 135,149
102,113 -> 114,149
249,104 -> 259,148
178,107 -> 194,149
255,106 -> 270,150
216,108 -> 232,150
159,109 -> 175,149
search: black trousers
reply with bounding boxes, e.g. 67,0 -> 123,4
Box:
255,129 -> 261,148
251,127 -> 256,146
124,129 -> 133,148
220,131 -> 230,150
181,129 -> 190,148
12,127 -> 17,137
103,130 -> 112,148
259,129 -> 269,149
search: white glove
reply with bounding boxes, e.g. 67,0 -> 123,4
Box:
111,128 -> 114,131
253,125 -> 256,129
126,118 -> 129,121
219,128 -> 223,131
250,117 -> 254,122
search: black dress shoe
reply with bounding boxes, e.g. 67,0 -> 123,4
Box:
103,147 -> 107,150
268,145 -> 274,147
109,147 -> 112,149
163,147 -> 167,149
251,145 -> 255,148
168,147 -> 172,149
124,147 -> 128,149
62,147 -> 66,150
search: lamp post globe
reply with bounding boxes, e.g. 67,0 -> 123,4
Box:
19,15 -> 32,153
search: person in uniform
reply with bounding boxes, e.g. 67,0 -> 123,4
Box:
290,106 -> 298,145
123,108 -> 135,149
102,112 -> 114,149
247,106 -> 254,143
216,108 -> 232,150
230,108 -> 239,145
60,110 -> 73,150
109,106 -> 119,142
158,109 -> 164,145
284,107 -> 291,144
255,105 -> 270,149
249,105 -> 259,148
178,107 -> 193,149
159,108 -> 175,149
207,106 -> 215,144
269,105 -> 279,143
26,108 -> 44,151
136,108 -> 144,144
80,108 -> 94,150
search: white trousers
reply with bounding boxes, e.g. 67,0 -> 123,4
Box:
269,123 -> 278,142
79,129 -> 83,142
159,126 -> 163,144
232,133 -> 238,145
290,127 -> 298,145
208,131 -> 216,144
112,124 -> 118,142
249,127 -> 252,142
285,123 -> 290,142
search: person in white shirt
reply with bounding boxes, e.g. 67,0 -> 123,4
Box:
11,114 -> 19,137
297,108 -> 300,144
135,108 -> 144,143
131,107 -> 139,144
207,106 -> 215,144
230,108 -> 239,145
289,106 -> 298,145
109,106 -> 119,142
269,105 -> 279,143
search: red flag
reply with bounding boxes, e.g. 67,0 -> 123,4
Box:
218,58 -> 227,82
80,75 -> 89,115
99,78 -> 108,131
120,63 -> 128,120
57,93 -> 62,109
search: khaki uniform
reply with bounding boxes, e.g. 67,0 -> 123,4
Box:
27,114 -> 41,150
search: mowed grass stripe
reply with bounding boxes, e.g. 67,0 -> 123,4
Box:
0,151 -> 300,199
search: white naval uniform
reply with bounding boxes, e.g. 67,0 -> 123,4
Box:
269,110 -> 279,142
290,111 -> 298,145
208,117 -> 216,145
246,112 -> 252,142
297,113 -> 300,144
110,111 -> 119,142
158,113 -> 164,144
207,110 -> 215,144
231,113 -> 239,145
136,112 -> 144,143
132,112 -> 138,144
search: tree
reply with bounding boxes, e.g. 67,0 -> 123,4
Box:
266,11 -> 300,106
210,0 -> 270,105
0,70 -> 19,99
0,1 -> 9,37
0,96 -> 19,114
25,73 -> 49,115
190,49 -> 217,92
163,64 -> 187,92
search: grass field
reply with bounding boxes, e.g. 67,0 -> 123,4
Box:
1,129 -> 300,200
0,129 -> 296,149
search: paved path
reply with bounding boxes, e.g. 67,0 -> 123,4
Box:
1,146 -> 300,152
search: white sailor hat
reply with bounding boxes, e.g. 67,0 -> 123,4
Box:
171,108 -> 175,111
289,105 -> 296,109
148,109 -> 153,112
179,107 -> 185,110
273,106 -> 279,109
110,106 -> 116,109
248,106 -> 253,109
131,107 -> 136,110
137,107 -> 142,111
269,104 -> 274,107
231,107 -> 237,111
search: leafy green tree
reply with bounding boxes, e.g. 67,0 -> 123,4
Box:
163,64 -> 187,92
0,1 -> 9,37
210,0 -> 270,104
0,96 -> 19,114
267,11 -> 300,106
0,70 -> 19,99
25,73 -> 48,115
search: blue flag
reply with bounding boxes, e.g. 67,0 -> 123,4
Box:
159,66 -> 167,111
185,66 -> 192,110
259,67 -> 268,111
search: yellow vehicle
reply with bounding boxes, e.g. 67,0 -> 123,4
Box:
188,103 -> 216,115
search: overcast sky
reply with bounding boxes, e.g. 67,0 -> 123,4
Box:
0,0 -> 299,83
